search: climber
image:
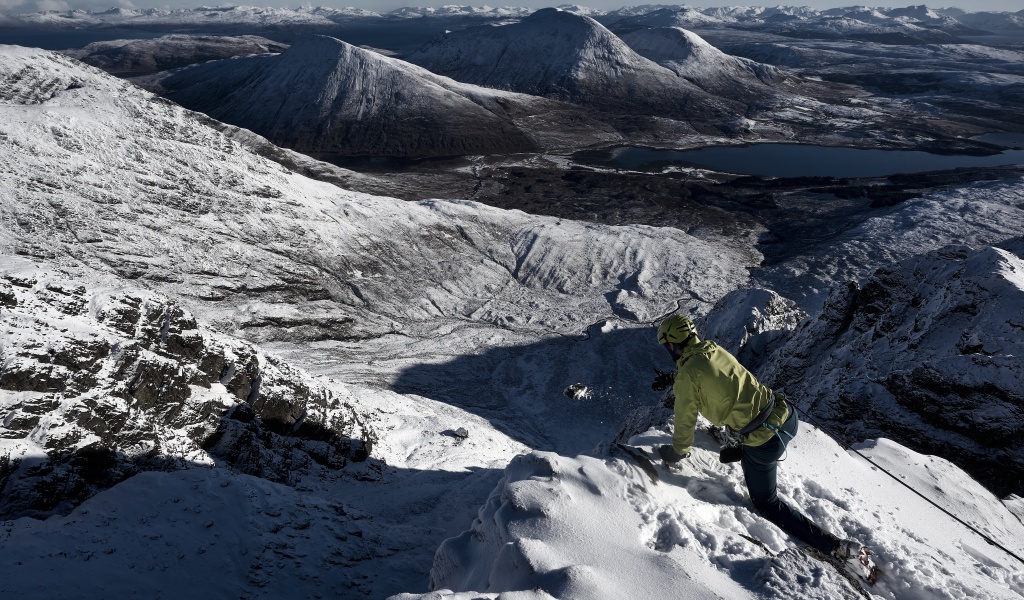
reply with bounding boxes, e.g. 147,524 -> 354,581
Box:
655,314 -> 863,563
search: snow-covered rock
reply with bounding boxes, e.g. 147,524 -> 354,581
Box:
702,287 -> 806,373
398,427 -> 1024,599
758,240 -> 1024,497
0,258 -> 371,520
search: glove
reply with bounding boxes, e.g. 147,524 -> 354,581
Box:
719,446 -> 743,464
658,444 -> 689,463
651,368 -> 676,392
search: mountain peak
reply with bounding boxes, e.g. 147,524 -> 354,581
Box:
407,8 -> 727,118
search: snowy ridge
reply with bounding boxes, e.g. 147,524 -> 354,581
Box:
406,8 -> 733,120
146,34 -> 554,157
757,240 -> 1024,497
620,27 -> 784,95
397,426 -> 1024,599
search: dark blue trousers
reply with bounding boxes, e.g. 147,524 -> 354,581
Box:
741,406 -> 839,554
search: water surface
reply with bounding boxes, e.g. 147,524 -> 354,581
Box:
574,143 -> 1024,178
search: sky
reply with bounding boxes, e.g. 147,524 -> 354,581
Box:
1,0 -> 1022,16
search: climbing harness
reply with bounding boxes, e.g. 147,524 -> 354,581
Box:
737,392 -> 795,458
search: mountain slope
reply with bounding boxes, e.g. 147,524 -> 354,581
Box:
756,240 -> 1024,497
146,35 -> 551,157
619,27 -> 784,98
406,7 -> 738,123
3,40 -> 1024,600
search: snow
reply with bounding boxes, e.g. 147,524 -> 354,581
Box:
7,422 -> 1022,600
400,421 -> 1024,599
2,19 -> 1024,600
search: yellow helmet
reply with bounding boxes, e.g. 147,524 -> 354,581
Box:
657,315 -> 698,345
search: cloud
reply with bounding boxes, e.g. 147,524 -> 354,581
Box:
0,0 -> 26,12
34,0 -> 70,11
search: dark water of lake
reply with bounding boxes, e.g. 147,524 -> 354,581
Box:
573,143 -> 1024,178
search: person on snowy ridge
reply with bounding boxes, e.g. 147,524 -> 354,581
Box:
655,314 -> 863,563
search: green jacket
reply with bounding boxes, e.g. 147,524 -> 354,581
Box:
671,339 -> 788,455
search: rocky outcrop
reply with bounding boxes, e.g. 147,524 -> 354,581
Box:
756,240 -> 1024,497
702,287 -> 806,373
0,266 -> 373,519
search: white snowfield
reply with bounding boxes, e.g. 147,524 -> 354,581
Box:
1,35 -> 1024,600
399,427 -> 1024,600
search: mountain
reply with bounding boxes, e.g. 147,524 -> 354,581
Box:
619,27 -> 784,98
0,43 -> 750,596
3,41 -> 1024,600
62,34 -> 288,76
145,35 -> 559,157
755,240 -> 1024,497
406,8 -> 738,124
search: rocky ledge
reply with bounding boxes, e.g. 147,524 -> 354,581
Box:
0,261 -> 375,519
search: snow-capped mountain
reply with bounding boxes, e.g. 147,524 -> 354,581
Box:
4,11 -> 1024,600
619,27 -> 784,97
4,30 -> 1024,598
144,35 -> 565,157
405,8 -> 930,143
63,34 -> 288,76
0,43 -> 750,596
388,5 -> 532,19
406,8 -> 735,122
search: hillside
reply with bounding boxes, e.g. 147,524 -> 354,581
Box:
143,35 -> 558,157
406,8 -> 735,123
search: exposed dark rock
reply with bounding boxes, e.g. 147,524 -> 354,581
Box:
757,242 -> 1024,497
0,280 -> 16,307
0,273 -> 375,520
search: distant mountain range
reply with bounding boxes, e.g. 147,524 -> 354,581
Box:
406,8 -> 735,121
133,9 -> 932,158
5,4 -> 1024,36
140,32 -> 652,158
